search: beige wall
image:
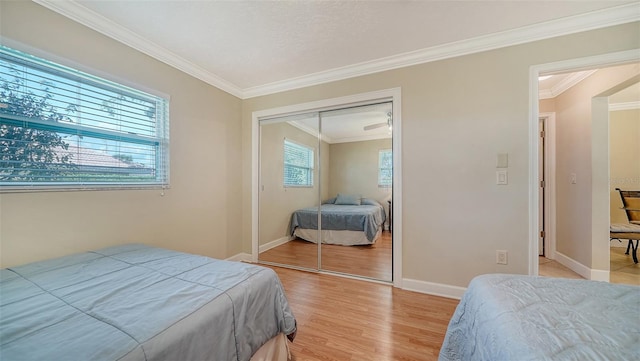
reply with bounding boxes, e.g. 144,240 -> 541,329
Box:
329,139 -> 392,225
2,1 -> 639,289
554,64 -> 640,271
610,108 -> 640,224
0,1 -> 243,267
243,22 -> 640,287
258,121 -> 330,244
539,98 -> 556,114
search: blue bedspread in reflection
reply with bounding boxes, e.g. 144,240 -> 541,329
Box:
289,203 -> 385,242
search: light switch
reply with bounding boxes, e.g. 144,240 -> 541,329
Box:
497,170 -> 508,185
570,173 -> 577,184
497,153 -> 508,168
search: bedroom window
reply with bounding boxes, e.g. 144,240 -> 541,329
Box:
378,149 -> 392,187
0,46 -> 169,192
283,139 -> 314,187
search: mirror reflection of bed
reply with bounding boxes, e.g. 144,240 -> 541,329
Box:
258,102 -> 393,282
262,194 -> 392,280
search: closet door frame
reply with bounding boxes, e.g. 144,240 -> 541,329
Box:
252,87 -> 403,288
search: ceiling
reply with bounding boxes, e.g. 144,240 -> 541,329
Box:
289,102 -> 393,144
35,0 -> 639,99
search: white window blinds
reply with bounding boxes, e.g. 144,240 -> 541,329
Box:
0,46 -> 169,191
283,139 -> 314,187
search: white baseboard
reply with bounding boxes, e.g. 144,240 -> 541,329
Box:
259,236 -> 292,253
591,269 -> 609,282
226,253 -> 252,262
227,257 -> 466,298
554,251 -> 609,281
402,278 -> 466,300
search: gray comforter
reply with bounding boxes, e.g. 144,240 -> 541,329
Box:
289,203 -> 386,242
0,244 -> 297,361
439,274 -> 640,361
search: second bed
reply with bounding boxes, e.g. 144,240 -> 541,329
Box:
289,197 -> 386,246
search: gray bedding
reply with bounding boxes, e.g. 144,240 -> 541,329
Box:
439,274 -> 640,361
289,203 -> 386,242
0,244 -> 297,361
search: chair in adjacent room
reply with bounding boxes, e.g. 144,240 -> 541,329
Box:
610,188 -> 640,264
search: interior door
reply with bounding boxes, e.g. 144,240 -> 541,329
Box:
539,117 -> 545,256
258,112 -> 320,270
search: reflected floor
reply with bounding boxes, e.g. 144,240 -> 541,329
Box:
539,246 -> 640,286
259,230 -> 392,281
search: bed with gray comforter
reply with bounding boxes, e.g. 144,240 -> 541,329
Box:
289,201 -> 386,245
0,244 -> 297,361
439,274 -> 639,361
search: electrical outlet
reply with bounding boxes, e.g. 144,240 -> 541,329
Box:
496,250 -> 508,265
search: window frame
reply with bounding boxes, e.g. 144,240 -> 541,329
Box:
0,45 -> 170,192
283,138 -> 314,188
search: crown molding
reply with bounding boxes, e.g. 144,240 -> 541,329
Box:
539,70 -> 598,99
289,120 -> 326,143
33,0 -> 244,99
243,3 -> 640,98
288,120 -> 391,144
34,1 -> 640,100
610,101 -> 640,111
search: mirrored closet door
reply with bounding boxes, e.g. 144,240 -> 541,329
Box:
257,102 -> 393,282
258,112 -> 321,270
319,103 -> 393,281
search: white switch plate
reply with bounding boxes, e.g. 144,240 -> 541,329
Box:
496,170 -> 508,185
570,173 -> 577,184
496,250 -> 508,265
497,153 -> 508,168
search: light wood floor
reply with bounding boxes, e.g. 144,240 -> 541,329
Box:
539,246 -> 640,286
263,240 -> 638,360
268,265 -> 459,361
260,231 -> 392,281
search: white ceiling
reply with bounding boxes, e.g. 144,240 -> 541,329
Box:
35,0 -> 640,99
290,102 -> 393,144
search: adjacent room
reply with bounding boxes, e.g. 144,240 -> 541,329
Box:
537,65 -> 640,286
1,1 -> 639,360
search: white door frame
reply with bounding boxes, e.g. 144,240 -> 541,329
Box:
528,49 -> 640,276
251,87 -> 403,288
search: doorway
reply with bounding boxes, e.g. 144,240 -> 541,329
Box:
251,88 -> 403,286
529,49 -> 640,279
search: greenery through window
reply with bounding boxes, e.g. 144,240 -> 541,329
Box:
0,46 -> 169,191
379,149 -> 392,187
283,139 -> 314,187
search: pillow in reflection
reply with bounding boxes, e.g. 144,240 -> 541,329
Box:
335,193 -> 361,205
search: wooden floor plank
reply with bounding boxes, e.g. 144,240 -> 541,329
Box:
260,231 -> 392,281
539,246 -> 640,286
267,266 -> 459,361
266,244 -> 638,360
